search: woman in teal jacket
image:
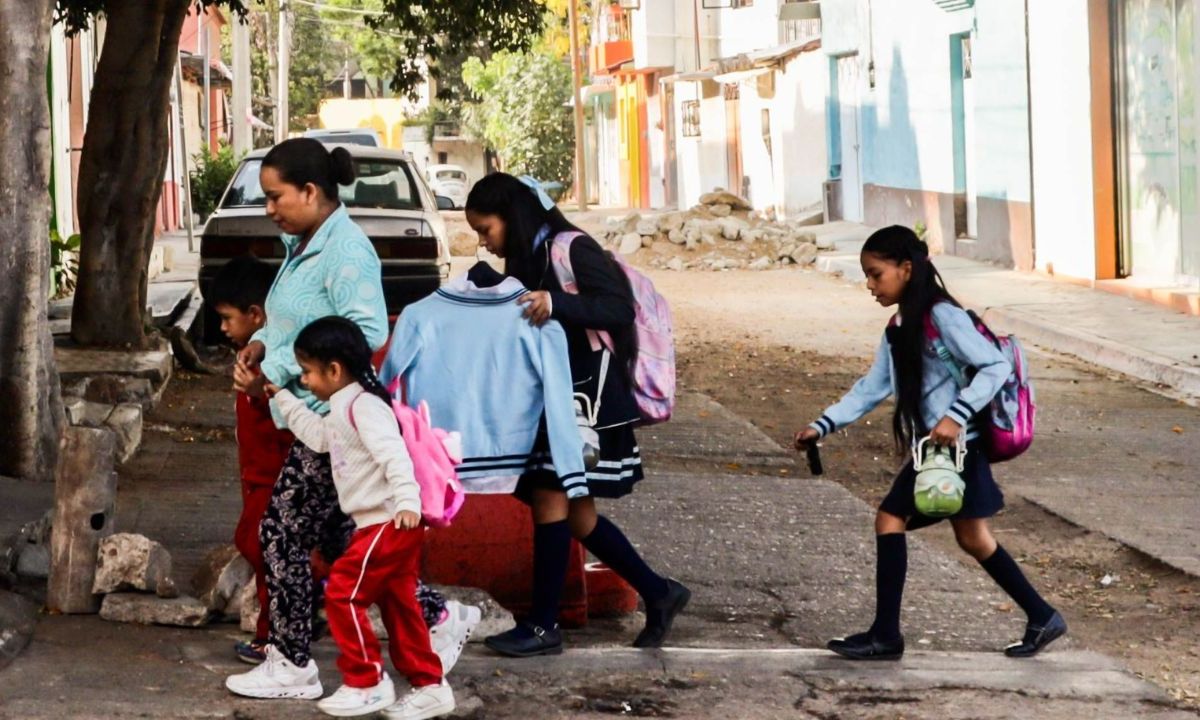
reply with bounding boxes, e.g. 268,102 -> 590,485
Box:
224,139 -> 453,700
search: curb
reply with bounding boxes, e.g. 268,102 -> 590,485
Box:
814,251 -> 1200,401
981,306 -> 1200,400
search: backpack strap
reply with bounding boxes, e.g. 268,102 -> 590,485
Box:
346,390 -> 367,430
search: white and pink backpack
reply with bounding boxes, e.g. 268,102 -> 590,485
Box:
349,382 -> 465,528
547,231 -> 676,425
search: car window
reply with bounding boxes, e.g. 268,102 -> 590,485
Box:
436,170 -> 467,182
220,158 -> 422,211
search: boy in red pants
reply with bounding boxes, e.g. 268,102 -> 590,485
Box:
207,257 -> 295,664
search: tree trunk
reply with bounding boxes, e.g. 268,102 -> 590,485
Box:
0,0 -> 64,482
70,0 -> 191,348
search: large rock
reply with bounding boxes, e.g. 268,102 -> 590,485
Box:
749,256 -> 774,271
667,229 -> 685,245
239,581 -> 260,634
709,203 -> 732,218
717,217 -> 749,242
99,593 -> 210,627
64,400 -> 143,464
82,375 -> 155,409
618,232 -> 643,256
699,190 -> 752,211
634,219 -> 658,236
656,212 -> 685,234
666,257 -> 685,272
790,243 -> 819,266
191,544 -> 253,615
430,585 -> 516,643
9,511 -> 52,580
0,590 -> 37,670
47,426 -> 118,615
93,533 -> 175,597
617,211 -> 641,234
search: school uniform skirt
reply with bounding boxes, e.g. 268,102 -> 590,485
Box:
879,438 -> 1005,531
515,421 -> 645,502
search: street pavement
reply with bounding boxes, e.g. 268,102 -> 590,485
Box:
0,369 -> 1186,718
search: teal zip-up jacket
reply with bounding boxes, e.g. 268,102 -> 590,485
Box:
256,205 -> 388,427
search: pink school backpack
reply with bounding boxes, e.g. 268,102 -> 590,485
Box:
349,384 -> 465,528
923,308 -> 1036,463
548,231 -> 676,424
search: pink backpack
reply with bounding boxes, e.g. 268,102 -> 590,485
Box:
921,308 -> 1036,463
349,384 -> 465,528
548,232 -> 676,424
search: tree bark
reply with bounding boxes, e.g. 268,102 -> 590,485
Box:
0,0 -> 65,482
70,0 -> 191,348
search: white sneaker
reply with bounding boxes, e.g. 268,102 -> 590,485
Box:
429,601 -> 481,674
225,644 -> 323,700
383,680 -> 455,720
317,675 -> 396,717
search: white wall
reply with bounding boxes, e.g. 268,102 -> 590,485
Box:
774,50 -> 829,217
674,80 -> 728,209
1027,0 -> 1096,278
646,83 -> 666,208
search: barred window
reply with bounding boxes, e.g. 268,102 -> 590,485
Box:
682,100 -> 701,137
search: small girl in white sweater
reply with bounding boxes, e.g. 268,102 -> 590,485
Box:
269,316 -> 454,720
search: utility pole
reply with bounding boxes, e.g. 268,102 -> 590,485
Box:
567,0 -> 588,211
232,14 -> 252,154
276,1 -> 292,143
201,9 -> 211,152
343,56 -> 352,99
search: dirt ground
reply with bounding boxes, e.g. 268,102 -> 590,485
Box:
669,294 -> 1200,710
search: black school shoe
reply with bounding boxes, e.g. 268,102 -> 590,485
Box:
1005,611 -> 1067,658
827,631 -> 905,661
484,622 -> 563,658
633,579 -> 692,648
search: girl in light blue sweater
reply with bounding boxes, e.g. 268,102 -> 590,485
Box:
794,226 -> 1065,661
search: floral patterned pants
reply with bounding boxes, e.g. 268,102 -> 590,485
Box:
260,441 -> 446,666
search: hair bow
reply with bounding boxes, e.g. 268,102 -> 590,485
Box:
518,175 -> 555,211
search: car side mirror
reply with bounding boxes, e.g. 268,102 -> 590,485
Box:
435,195 -> 455,211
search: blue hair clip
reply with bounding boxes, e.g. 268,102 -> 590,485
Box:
518,175 -> 555,211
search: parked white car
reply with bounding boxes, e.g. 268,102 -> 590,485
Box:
426,164 -> 469,209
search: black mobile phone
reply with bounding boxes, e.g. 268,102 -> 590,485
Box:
806,444 -> 824,476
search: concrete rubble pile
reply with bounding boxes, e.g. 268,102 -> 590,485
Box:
596,191 -> 833,272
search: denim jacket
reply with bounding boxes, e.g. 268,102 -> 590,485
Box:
809,302 -> 1010,442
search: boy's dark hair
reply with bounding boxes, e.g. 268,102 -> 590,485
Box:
262,137 -> 355,202
206,255 -> 276,312
294,316 -> 391,406
861,225 -> 962,452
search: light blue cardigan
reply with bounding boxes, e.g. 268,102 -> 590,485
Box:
810,302 -> 1011,442
257,205 -> 388,427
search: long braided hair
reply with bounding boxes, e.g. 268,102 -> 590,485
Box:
862,225 -> 962,451
292,316 -> 392,406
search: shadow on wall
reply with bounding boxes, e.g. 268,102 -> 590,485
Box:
860,48 -> 945,249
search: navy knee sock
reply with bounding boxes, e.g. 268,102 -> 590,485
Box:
868,533 -> 907,642
980,544 -> 1055,625
581,515 -> 669,603
529,520 -> 571,629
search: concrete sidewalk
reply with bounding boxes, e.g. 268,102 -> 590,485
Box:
814,223 -> 1200,401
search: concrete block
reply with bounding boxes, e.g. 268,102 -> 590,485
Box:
190,544 -> 253,615
47,427 -> 118,614
92,533 -> 175,597
105,404 -> 143,464
82,375 -> 155,409
55,348 -> 172,387
99,593 -> 209,627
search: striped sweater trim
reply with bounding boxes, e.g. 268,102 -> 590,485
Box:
946,399 -> 974,426
435,288 -> 528,305
811,415 -> 836,438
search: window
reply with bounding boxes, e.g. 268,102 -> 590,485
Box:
437,151 -> 449,164
220,158 -> 423,211
682,100 -> 701,137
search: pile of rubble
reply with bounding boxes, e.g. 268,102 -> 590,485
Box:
596,191 -> 834,272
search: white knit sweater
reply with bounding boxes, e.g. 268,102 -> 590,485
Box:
273,383 -> 420,527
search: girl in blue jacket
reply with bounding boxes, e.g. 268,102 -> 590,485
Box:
794,225 -> 1065,661
466,174 -> 689,657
